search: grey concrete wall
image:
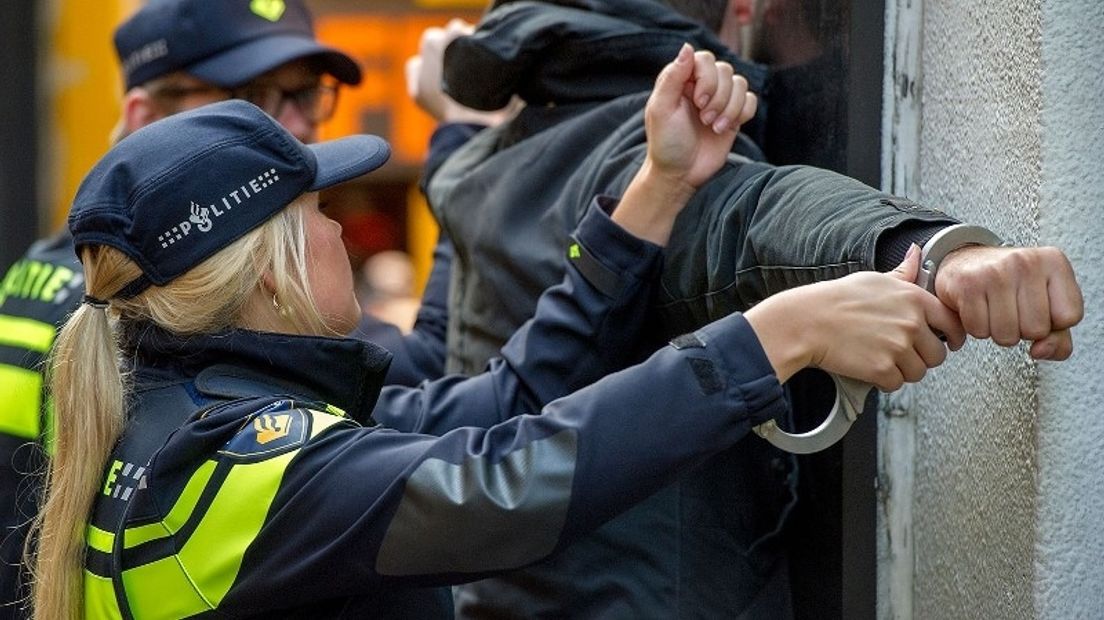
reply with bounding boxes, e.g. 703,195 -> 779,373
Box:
911,2 -> 1042,616
1035,0 -> 1104,616
882,0 -> 1103,617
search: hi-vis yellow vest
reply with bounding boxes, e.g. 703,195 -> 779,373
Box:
84,402 -> 347,619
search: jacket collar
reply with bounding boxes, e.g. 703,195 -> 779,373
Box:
123,323 -> 392,424
443,0 -> 768,110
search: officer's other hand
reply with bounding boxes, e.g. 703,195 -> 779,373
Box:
611,45 -> 757,245
644,43 -> 758,193
933,245 -> 1083,360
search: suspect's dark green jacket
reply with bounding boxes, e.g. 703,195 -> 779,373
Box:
430,2 -> 959,616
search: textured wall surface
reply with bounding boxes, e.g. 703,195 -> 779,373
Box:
1035,0 -> 1104,616
896,0 -> 1104,617
911,1 -> 1044,618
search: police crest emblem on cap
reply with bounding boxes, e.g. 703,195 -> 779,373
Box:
250,0 -> 286,22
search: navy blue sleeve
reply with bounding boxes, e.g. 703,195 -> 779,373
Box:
349,122 -> 482,386
223,311 -> 788,610
371,199 -> 663,434
354,234 -> 452,386
421,123 -> 486,194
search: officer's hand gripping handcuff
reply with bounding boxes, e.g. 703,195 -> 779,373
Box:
752,224 -> 1003,454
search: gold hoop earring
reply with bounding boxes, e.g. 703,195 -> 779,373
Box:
272,292 -> 290,318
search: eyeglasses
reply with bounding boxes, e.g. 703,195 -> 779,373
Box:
147,84 -> 226,101
148,81 -> 341,124
229,81 -> 341,124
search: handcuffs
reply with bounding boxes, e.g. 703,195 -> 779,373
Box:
753,224 -> 1003,454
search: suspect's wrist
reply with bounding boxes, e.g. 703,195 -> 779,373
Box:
915,224 -> 1004,293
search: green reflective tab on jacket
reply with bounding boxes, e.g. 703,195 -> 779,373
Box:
0,314 -> 57,353
0,364 -> 43,439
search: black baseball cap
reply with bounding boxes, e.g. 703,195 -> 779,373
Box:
69,100 -> 390,299
114,0 -> 361,90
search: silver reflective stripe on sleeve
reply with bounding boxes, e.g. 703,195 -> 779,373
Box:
376,429 -> 578,576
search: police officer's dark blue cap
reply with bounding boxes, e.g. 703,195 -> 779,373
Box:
114,0 -> 361,90
68,100 -> 390,299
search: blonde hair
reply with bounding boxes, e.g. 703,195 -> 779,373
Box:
30,195 -> 326,619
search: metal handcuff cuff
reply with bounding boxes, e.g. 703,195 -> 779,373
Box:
753,224 -> 1003,454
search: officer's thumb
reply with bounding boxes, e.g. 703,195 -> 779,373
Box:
890,243 -> 921,283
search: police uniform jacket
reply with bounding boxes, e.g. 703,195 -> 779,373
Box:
0,122 -> 474,617
83,203 -> 791,618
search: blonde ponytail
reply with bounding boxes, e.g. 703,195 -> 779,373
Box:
30,197 -> 324,618
31,245 -> 138,620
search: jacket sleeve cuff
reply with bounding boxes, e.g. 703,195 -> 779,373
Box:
676,313 -> 790,426
874,221 -> 960,272
567,196 -> 663,298
872,197 -> 961,272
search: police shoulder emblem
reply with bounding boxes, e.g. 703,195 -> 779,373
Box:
220,406 -> 308,461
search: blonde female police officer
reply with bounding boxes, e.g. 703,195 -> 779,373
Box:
33,48 -> 964,618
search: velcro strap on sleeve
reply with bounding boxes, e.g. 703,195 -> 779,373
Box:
567,236 -> 624,299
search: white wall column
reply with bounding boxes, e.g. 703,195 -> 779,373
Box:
879,0 -> 1103,617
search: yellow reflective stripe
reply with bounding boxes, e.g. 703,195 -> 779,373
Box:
123,460 -> 217,550
161,459 -> 217,538
0,364 -> 42,439
122,521 -> 172,551
83,570 -> 124,620
86,524 -> 115,555
173,449 -> 297,607
117,410 -> 341,615
310,409 -> 346,438
0,314 -> 56,353
120,556 -> 213,618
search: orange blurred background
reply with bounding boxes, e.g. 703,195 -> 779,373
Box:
43,0 -> 487,293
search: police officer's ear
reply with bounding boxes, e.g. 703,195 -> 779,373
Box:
248,270 -> 291,328
260,271 -> 277,300
118,88 -> 166,141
